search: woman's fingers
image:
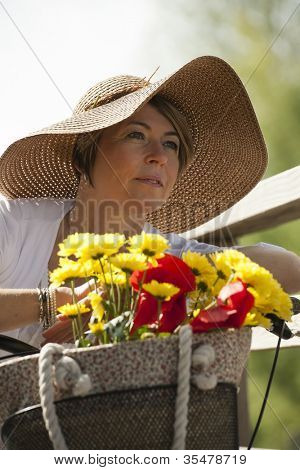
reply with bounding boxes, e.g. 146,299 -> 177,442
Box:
75,280 -> 103,301
42,311 -> 92,345
42,281 -> 103,345
42,317 -> 72,343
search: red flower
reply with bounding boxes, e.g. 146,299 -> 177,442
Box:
130,254 -> 195,293
130,254 -> 196,333
191,279 -> 254,333
159,294 -> 187,333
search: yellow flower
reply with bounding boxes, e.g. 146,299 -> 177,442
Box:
209,249 -> 254,295
142,280 -> 180,301
88,315 -> 105,335
49,259 -> 85,288
217,249 -> 249,270
234,261 -> 273,288
243,309 -> 272,329
182,251 -> 217,290
110,253 -> 148,274
57,303 -> 90,318
88,292 -> 105,319
92,258 -> 126,286
81,258 -> 103,277
209,249 -> 249,276
98,271 -> 127,286
187,289 -> 214,310
209,251 -> 233,292
58,233 -> 90,257
77,233 -> 126,260
128,232 -> 170,265
87,293 -> 105,335
275,290 -> 293,321
192,308 -> 200,318
235,263 -> 292,321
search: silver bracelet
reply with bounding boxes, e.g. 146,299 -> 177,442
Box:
49,287 -> 57,327
37,287 -> 57,330
37,288 -> 48,330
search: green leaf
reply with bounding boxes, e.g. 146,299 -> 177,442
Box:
75,337 -> 92,348
104,311 -> 131,342
140,332 -> 156,340
129,325 -> 158,341
102,299 -> 115,317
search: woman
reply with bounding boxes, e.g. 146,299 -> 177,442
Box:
0,56 -> 299,351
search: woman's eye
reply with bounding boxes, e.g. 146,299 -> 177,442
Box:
127,132 -> 178,151
127,131 -> 144,139
165,141 -> 178,151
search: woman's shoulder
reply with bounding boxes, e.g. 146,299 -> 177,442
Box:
0,197 -> 75,224
143,222 -> 221,255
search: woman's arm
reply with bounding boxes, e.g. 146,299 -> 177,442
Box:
0,288 -> 42,331
236,243 -> 300,294
0,282 -> 97,344
0,287 -> 70,332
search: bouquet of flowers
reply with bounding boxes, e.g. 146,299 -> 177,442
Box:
49,231 -> 293,347
2,231 -> 294,451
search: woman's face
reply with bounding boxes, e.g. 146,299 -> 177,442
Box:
89,103 -> 180,212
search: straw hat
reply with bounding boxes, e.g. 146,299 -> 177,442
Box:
0,56 -> 267,233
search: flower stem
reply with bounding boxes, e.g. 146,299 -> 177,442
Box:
132,270 -> 147,315
71,319 -> 77,344
102,329 -> 108,345
70,280 -> 84,341
99,258 -> 110,297
93,277 -> 99,294
193,290 -> 202,311
108,261 -> 117,316
157,299 -> 162,327
124,273 -> 130,311
82,263 -> 93,293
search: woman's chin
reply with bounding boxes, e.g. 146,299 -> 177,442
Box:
128,186 -> 164,201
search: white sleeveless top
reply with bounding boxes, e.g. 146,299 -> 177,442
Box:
0,197 -> 224,350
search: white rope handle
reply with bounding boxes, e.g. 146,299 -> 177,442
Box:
39,343 -> 68,450
38,343 -> 92,450
172,325 -> 193,450
192,344 -> 217,390
172,327 -> 217,450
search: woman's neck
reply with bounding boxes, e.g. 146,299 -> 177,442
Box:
64,198 -> 146,237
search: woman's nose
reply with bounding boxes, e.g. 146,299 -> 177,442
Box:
144,141 -> 168,165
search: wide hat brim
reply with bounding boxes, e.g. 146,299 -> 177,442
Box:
0,56 -> 267,233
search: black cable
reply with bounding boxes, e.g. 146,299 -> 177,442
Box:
247,319 -> 285,449
0,334 -> 40,354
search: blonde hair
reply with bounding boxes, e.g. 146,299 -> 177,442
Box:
73,94 -> 194,187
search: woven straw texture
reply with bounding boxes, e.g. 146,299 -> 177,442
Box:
2,384 -> 238,450
0,56 -> 267,233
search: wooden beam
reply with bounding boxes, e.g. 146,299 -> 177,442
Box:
181,166 -> 300,239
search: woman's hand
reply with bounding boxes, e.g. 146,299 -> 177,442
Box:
41,280 -> 102,345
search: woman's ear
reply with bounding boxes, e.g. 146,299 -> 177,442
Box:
73,164 -> 87,183
73,162 -> 81,173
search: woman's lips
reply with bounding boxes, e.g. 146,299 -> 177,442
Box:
134,178 -> 163,187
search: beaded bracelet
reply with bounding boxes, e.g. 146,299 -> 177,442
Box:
36,288 -> 47,329
49,287 -> 57,325
36,287 -> 57,330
